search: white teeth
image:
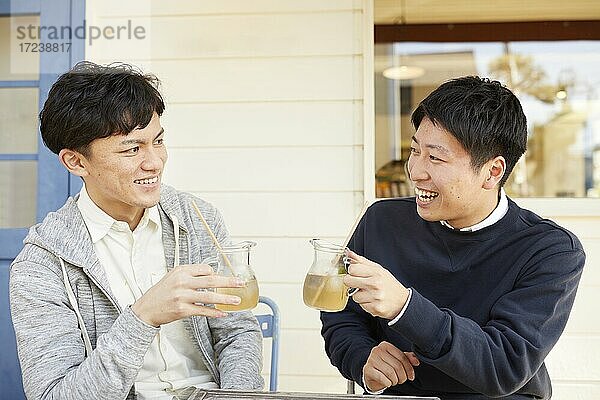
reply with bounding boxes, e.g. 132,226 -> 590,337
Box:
415,188 -> 439,203
135,176 -> 158,185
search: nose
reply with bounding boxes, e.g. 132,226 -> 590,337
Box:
407,154 -> 429,182
141,146 -> 166,171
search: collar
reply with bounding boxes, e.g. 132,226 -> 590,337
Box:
76,185 -> 160,242
440,188 -> 508,232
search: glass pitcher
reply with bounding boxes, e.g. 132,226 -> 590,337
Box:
303,239 -> 351,312
213,241 -> 259,312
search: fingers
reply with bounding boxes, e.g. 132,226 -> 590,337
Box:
380,341 -> 405,360
342,257 -> 408,319
386,347 -> 419,381
343,251 -> 383,279
363,365 -> 393,392
395,353 -> 415,381
345,262 -> 378,279
192,274 -> 245,289
345,249 -> 379,267
182,263 -> 215,277
176,265 -> 246,289
186,303 -> 228,319
367,342 -> 419,387
374,357 -> 402,386
376,343 -> 410,383
343,274 -> 368,291
345,249 -> 364,262
405,351 -> 420,367
194,290 -> 241,307
342,264 -> 384,291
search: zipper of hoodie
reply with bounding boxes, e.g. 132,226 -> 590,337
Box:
191,315 -> 219,384
81,265 -> 123,314
173,216 -> 220,384
57,254 -> 123,314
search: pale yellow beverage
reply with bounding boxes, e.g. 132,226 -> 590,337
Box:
216,278 -> 259,311
303,273 -> 349,311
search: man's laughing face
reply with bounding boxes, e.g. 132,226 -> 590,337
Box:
407,117 -> 495,229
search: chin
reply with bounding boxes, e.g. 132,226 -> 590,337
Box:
145,198 -> 161,208
416,208 -> 442,222
138,194 -> 161,208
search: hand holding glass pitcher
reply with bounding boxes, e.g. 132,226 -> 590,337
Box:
303,203 -> 370,312
212,241 -> 260,312
192,201 -> 260,313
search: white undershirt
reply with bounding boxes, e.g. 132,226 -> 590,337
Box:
440,188 -> 509,232
77,186 -> 217,399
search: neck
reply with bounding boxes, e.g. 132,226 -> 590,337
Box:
125,211 -> 144,231
449,189 -> 501,230
84,187 -> 145,231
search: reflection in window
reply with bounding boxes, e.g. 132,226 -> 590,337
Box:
0,88 -> 39,154
375,41 -> 600,198
0,161 -> 36,228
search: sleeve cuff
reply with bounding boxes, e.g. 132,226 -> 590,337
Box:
100,306 -> 160,367
129,305 -> 162,330
388,289 -> 450,358
388,288 -> 413,326
362,373 -> 386,395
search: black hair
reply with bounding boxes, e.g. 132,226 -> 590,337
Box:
411,76 -> 527,186
40,61 -> 165,155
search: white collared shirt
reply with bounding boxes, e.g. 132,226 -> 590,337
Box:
440,188 -> 509,232
77,186 -> 216,399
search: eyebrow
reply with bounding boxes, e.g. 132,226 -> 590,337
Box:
119,128 -> 164,146
411,135 -> 450,155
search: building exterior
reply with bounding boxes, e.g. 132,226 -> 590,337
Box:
1,1 -> 598,398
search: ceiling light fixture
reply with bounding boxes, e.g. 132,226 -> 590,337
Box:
383,65 -> 425,80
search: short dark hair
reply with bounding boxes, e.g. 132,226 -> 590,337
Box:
411,76 -> 527,186
40,61 -> 165,155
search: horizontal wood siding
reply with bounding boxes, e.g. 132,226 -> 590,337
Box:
86,0 -> 372,393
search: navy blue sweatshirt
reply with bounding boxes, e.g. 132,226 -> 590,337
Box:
321,197 -> 585,399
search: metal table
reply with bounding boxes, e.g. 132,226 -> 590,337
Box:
185,389 -> 440,400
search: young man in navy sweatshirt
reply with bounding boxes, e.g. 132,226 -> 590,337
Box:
321,76 -> 585,400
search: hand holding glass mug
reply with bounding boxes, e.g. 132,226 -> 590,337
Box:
131,263 -> 246,326
343,249 -> 410,320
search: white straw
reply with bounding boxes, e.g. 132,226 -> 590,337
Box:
191,200 -> 234,274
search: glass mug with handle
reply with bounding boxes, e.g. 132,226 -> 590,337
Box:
303,238 -> 357,312
204,241 -> 260,312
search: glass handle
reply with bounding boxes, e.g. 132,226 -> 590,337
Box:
343,255 -> 359,296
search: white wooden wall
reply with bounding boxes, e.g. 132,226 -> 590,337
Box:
85,1 -> 599,397
86,0 -> 373,393
517,199 -> 600,399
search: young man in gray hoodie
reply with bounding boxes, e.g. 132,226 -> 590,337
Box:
9,62 -> 263,400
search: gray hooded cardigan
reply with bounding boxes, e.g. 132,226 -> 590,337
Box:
10,185 -> 263,400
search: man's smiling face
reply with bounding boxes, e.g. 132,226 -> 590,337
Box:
407,117 -> 496,229
79,112 -> 167,226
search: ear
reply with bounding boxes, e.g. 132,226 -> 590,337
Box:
58,149 -> 89,178
482,156 -> 506,190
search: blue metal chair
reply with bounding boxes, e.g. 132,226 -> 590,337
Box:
255,296 -> 280,392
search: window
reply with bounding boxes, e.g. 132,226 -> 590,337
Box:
375,40 -> 600,198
